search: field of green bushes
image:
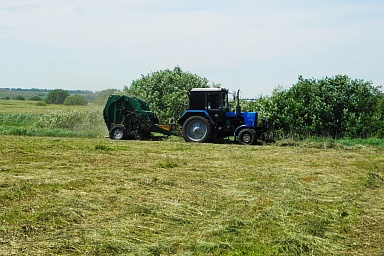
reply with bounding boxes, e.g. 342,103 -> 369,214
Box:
1,99 -> 384,255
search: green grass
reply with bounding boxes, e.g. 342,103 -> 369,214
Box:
337,138 -> 384,147
1,136 -> 383,255
0,100 -> 107,138
296,137 -> 384,148
1,99 -> 384,255
0,99 -> 96,114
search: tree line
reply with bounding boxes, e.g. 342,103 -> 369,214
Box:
44,89 -> 88,106
125,67 -> 383,139
0,88 -> 94,94
241,75 -> 383,139
4,66 -> 381,139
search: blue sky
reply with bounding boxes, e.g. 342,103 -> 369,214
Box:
1,0 -> 383,98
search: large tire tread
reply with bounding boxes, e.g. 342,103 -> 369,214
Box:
237,129 -> 256,145
182,116 -> 212,143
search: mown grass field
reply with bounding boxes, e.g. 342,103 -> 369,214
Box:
1,100 -> 384,255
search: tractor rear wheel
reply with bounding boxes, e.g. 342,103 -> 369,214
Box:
238,129 -> 256,145
110,126 -> 126,140
182,116 -> 212,143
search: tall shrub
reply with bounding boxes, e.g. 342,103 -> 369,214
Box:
260,75 -> 383,139
45,89 -> 69,104
124,66 -> 210,123
63,95 -> 88,106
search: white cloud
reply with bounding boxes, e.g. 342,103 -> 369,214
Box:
0,0 -> 383,96
3,4 -> 40,12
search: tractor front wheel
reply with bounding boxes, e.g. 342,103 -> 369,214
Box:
110,126 -> 126,140
238,129 -> 256,145
182,116 -> 212,143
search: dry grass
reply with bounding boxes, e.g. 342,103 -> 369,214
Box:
0,100 -> 106,138
0,136 -> 383,255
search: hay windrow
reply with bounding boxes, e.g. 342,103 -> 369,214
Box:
1,136 -> 383,255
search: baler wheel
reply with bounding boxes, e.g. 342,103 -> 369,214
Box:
110,126 -> 126,140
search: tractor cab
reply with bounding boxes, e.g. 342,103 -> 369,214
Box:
178,88 -> 267,145
187,88 -> 229,111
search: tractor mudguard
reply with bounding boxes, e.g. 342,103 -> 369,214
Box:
234,125 -> 247,141
177,110 -> 215,127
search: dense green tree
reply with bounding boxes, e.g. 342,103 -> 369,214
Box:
124,66 -> 210,123
373,95 -> 384,138
63,94 -> 88,106
259,75 -> 383,139
45,89 -> 69,104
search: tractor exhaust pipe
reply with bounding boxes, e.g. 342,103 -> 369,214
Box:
236,89 -> 241,117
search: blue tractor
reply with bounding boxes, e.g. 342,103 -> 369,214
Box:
177,88 -> 267,145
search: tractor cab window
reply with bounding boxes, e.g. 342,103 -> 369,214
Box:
188,92 -> 205,110
207,93 -> 220,109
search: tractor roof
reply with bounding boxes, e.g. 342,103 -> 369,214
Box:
190,88 -> 228,92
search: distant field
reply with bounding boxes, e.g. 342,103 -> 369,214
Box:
0,100 -> 107,138
0,90 -> 48,100
1,136 -> 383,255
0,99 -> 95,114
0,89 -> 95,102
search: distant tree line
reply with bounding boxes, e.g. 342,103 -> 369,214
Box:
0,88 -> 95,95
44,89 -> 88,106
0,87 -> 118,105
1,95 -> 43,101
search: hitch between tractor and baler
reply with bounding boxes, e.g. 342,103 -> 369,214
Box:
104,89 -> 268,144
